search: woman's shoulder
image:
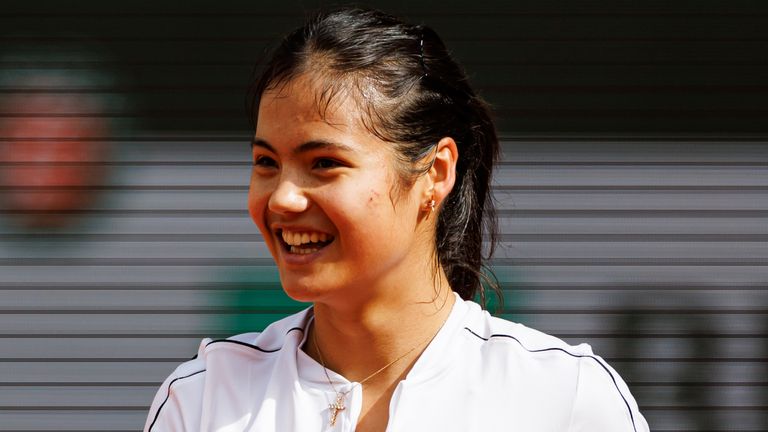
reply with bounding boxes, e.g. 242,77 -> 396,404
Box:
455,299 -> 649,431
460,298 -> 594,360
143,307 -> 312,432
459,299 -> 620,390
143,339 -> 208,432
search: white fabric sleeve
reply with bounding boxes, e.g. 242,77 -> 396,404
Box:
567,353 -> 650,432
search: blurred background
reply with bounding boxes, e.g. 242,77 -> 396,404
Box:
1,0 -> 767,430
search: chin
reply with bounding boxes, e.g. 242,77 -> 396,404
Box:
281,286 -> 316,303
278,274 -> 332,303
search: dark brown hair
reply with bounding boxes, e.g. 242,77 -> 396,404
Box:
249,7 -> 500,304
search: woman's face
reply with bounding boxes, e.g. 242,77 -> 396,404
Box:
248,75 -> 430,306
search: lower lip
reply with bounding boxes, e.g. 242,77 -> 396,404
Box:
278,240 -> 331,266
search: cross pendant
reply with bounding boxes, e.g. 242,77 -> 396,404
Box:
328,394 -> 346,427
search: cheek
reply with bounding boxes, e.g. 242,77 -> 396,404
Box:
333,185 -> 401,237
366,189 -> 381,208
247,178 -> 270,230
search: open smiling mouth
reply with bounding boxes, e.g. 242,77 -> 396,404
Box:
278,229 -> 335,255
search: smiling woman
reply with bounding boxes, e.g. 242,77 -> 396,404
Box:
144,7 -> 649,432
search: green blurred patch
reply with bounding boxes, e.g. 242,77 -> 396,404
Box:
477,266 -> 528,323
210,266 -> 309,334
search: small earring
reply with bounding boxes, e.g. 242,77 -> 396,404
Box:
426,199 -> 436,213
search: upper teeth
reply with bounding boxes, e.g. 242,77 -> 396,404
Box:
281,229 -> 330,246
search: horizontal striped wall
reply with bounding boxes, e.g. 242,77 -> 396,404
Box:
1,137 -> 767,431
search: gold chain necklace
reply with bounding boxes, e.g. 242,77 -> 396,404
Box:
311,322 -> 435,428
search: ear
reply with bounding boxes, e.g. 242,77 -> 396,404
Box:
427,137 -> 458,208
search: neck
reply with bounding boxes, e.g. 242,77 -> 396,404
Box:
305,271 -> 455,385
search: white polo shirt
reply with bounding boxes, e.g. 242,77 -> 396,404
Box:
145,294 -> 649,431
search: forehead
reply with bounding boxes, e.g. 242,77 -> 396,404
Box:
253,74 -> 406,172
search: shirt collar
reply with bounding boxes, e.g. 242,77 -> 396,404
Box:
402,292 -> 470,385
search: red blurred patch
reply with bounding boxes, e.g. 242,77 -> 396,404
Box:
0,93 -> 110,228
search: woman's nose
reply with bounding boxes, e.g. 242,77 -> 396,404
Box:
267,178 -> 310,215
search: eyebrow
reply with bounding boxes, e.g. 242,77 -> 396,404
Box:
251,138 -> 355,155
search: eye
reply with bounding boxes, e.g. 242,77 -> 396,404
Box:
253,155 -> 278,168
313,158 -> 343,170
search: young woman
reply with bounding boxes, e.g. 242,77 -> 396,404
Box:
145,7 -> 649,432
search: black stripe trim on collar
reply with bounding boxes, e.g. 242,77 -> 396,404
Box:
464,327 -> 638,432
205,326 -> 304,353
147,369 -> 206,432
